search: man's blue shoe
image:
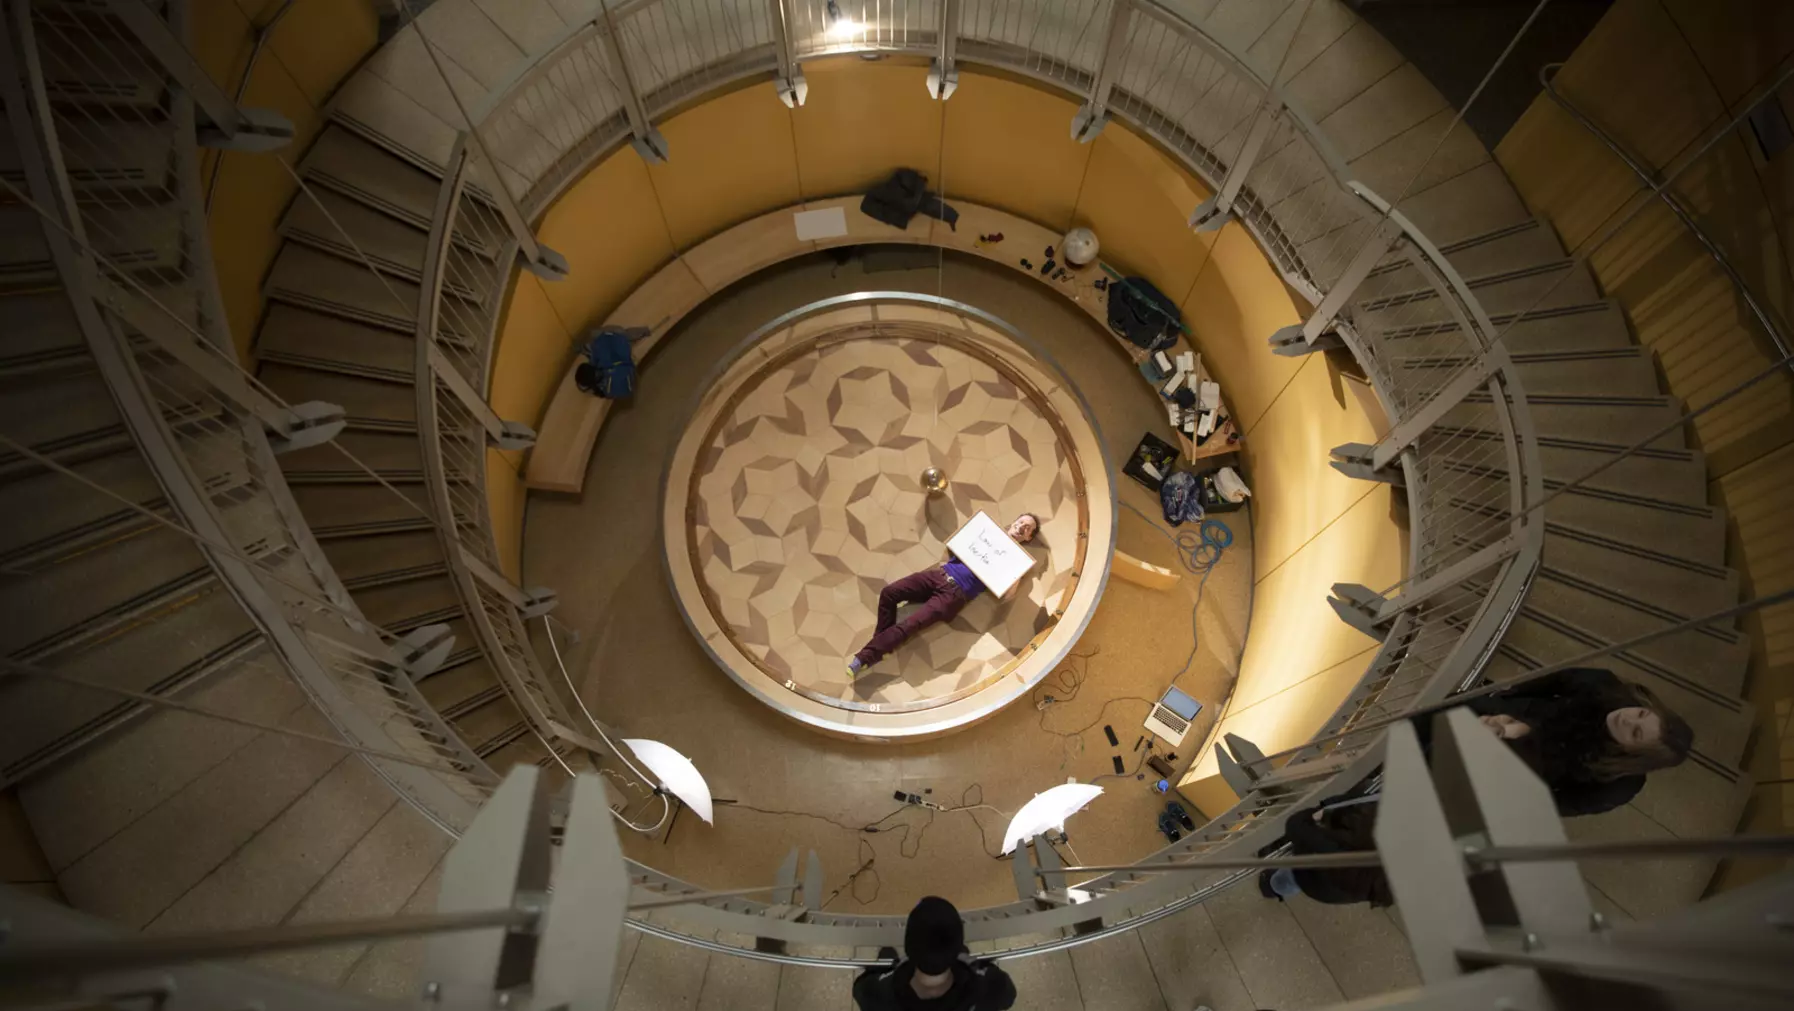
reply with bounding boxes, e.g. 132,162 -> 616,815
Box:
847,657 -> 867,677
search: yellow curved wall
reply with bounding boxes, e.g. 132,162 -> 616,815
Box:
193,0 -> 381,360
490,59 -> 1402,803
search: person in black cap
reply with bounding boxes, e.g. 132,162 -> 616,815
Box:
852,896 -> 1017,1010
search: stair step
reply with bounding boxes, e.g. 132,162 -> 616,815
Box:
299,124 -> 444,233
1565,776 -> 1751,919
0,371 -> 127,465
0,448 -> 163,570
258,364 -> 417,431
0,291 -> 89,377
257,304 -> 417,383
288,482 -> 435,538
279,186 -> 432,281
1381,301 -> 1636,357
1442,489 -> 1727,570
1368,216 -> 1567,295
1425,430 -> 1708,507
35,23 -> 164,110
0,588 -> 261,787
1360,259 -> 1602,330
1395,162 -> 1532,247
479,723 -> 545,767
416,656 -> 501,714
1,117 -> 173,197
320,530 -> 447,589
351,575 -> 464,632
1395,349 -> 1659,399
18,657 -> 304,870
51,704 -> 349,929
0,523 -> 213,660
1540,529 -> 1738,622
1527,573 -> 1748,696
0,203 -> 182,289
264,244 -> 421,335
277,430 -> 424,483
1444,392 -> 1686,447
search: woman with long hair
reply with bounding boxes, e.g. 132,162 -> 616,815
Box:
1471,667 -> 1693,816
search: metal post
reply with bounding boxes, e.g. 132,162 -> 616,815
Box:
104,0 -> 292,150
459,131 -> 571,280
458,544 -> 559,620
595,9 -> 670,162
1266,216 -> 1405,351
430,347 -> 537,450
1071,0 -> 1135,143
1190,102 -> 1283,231
768,0 -> 807,107
927,0 -> 960,100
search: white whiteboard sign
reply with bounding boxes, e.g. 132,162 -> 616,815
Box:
793,206 -> 848,240
947,511 -> 1037,597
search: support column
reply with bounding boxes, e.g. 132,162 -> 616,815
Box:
927,0 -> 960,99
458,544 -> 559,620
105,0 -> 293,150
429,347 -> 537,451
1071,0 -> 1135,143
768,0 -> 808,107
1267,216 -> 1404,355
1190,102 -> 1283,232
596,9 -> 670,162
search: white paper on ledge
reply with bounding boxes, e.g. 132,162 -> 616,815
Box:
794,206 -> 849,240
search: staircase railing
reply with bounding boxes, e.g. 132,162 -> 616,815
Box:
0,0 -> 496,833
415,136 -> 601,772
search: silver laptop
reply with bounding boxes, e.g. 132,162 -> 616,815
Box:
1143,686 -> 1203,747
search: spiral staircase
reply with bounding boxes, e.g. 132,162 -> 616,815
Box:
0,0 -> 1776,1006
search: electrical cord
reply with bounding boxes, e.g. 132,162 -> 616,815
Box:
1118,501 -> 1233,686
716,783 -> 1011,908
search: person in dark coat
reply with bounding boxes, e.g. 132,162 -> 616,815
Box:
852,896 -> 1017,1011
1468,667 -> 1693,817
1258,795 -> 1392,906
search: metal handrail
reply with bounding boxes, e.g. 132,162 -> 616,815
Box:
1539,62 -> 1794,365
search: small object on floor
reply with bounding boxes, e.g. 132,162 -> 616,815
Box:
1133,735 -> 1144,751
1123,432 -> 1180,492
1258,868 -> 1283,901
975,231 -> 1004,246
1146,753 -> 1175,779
1103,725 -> 1119,746
1156,811 -> 1181,843
1094,277 -> 1109,291
1166,800 -> 1196,831
1045,244 -> 1055,258
1112,755 -> 1126,775
1020,258 -> 1033,269
1040,258 -> 1056,275
847,656 -> 867,676
1136,773 -> 1144,780
1154,778 -> 1170,794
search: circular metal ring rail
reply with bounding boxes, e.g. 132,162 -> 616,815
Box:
660,293 -> 1115,739
406,0 -> 1545,963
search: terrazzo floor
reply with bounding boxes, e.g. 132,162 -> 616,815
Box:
523,251 -> 1254,915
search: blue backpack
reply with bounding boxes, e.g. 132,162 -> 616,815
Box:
577,328 -> 637,399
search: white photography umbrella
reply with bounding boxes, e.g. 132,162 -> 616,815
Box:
1002,783 -> 1104,854
622,739 -> 714,825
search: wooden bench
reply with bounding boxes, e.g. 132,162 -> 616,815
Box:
524,197 -> 1221,495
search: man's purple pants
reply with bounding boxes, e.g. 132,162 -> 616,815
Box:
853,566 -> 969,667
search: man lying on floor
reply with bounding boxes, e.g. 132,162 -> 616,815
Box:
847,514 -> 1038,676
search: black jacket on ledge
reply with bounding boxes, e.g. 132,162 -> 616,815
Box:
1466,667 -> 1647,817
852,958 -> 1017,1011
